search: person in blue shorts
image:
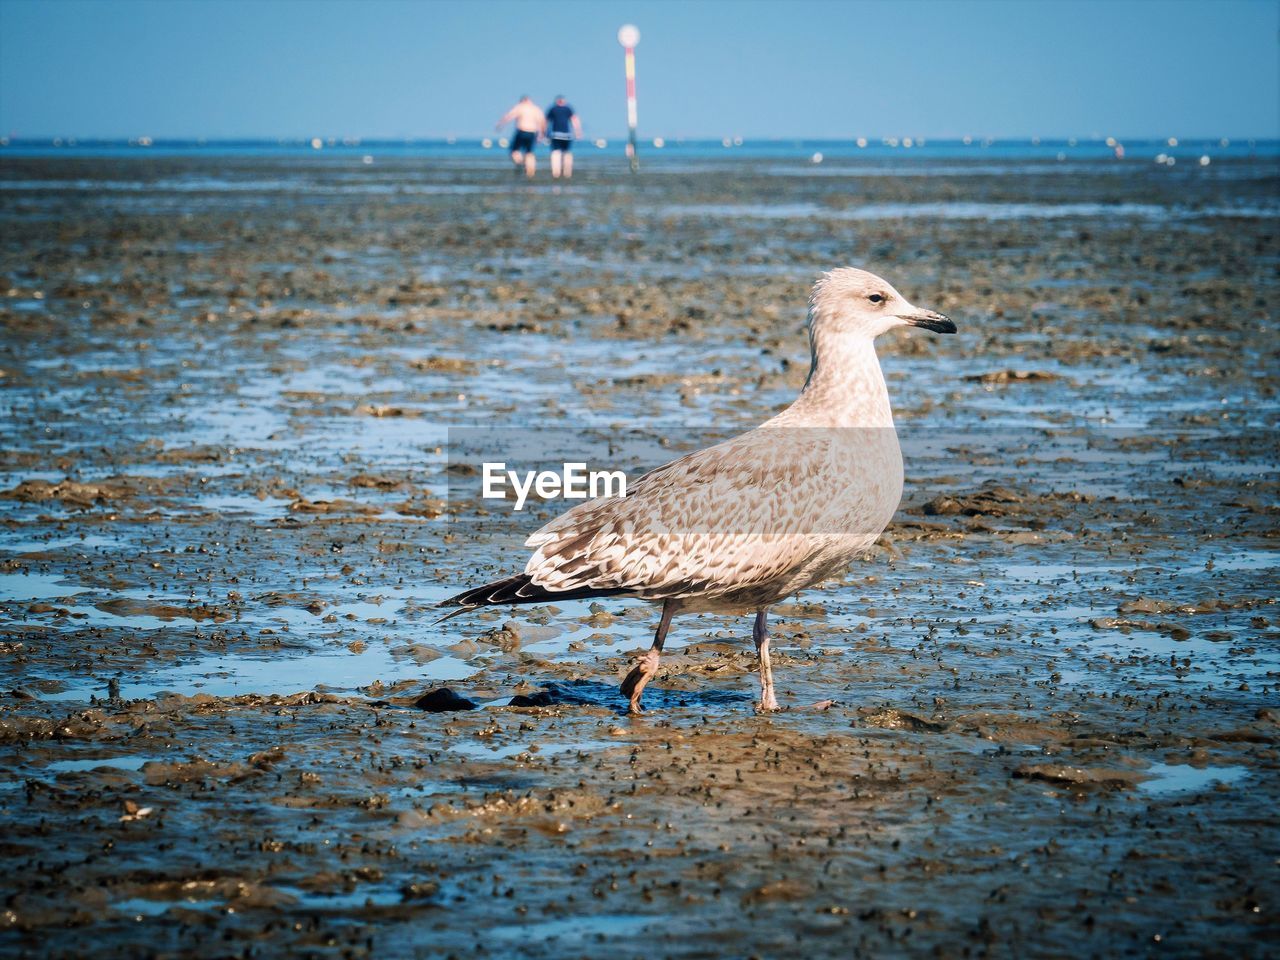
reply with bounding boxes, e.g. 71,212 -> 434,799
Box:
496,96 -> 546,178
544,96 -> 583,179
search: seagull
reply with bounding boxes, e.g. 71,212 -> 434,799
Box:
439,268 -> 956,712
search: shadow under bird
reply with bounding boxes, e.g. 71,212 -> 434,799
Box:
439,267 -> 957,712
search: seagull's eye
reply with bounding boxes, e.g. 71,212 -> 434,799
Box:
868,293 -> 884,304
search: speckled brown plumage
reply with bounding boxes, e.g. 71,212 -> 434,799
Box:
441,267 -> 956,711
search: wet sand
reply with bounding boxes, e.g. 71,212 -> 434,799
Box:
1,152 -> 1278,957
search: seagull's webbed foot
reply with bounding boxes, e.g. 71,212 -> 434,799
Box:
621,648 -> 661,714
757,678 -> 781,713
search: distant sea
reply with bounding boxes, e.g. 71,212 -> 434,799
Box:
1,137 -> 1277,163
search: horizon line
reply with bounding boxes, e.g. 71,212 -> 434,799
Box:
3,133 -> 1277,144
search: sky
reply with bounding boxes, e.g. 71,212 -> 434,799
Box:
1,0 -> 1277,140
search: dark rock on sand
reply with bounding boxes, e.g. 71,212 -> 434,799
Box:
414,688 -> 479,712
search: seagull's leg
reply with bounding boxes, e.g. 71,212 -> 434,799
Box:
754,608 -> 780,712
621,600 -> 675,714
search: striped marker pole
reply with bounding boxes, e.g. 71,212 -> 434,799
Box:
618,24 -> 640,173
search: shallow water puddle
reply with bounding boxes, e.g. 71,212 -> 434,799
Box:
1192,548 -> 1279,573
1139,762 -> 1249,796
48,643 -> 477,702
45,756 -> 156,773
0,572 -> 87,601
272,886 -> 406,910
0,534 -> 120,555
191,493 -> 293,518
1000,561 -> 1126,583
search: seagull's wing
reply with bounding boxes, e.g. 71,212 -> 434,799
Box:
523,427 -> 884,599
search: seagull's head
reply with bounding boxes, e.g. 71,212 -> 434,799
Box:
809,267 -> 956,339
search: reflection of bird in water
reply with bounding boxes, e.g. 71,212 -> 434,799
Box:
440,268 -> 957,713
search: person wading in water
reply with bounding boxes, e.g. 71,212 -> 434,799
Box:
544,95 -> 583,179
496,95 -> 546,179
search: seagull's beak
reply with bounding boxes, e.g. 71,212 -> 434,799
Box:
898,308 -> 956,334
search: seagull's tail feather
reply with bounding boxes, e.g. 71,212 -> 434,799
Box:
435,573 -> 629,623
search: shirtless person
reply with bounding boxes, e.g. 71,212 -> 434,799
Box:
544,95 -> 583,179
496,96 -> 545,179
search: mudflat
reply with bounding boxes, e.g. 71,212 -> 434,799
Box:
1,152 -> 1277,957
